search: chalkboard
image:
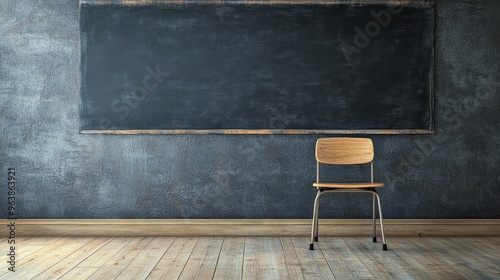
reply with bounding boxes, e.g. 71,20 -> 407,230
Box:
80,0 -> 434,134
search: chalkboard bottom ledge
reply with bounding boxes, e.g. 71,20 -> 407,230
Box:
79,129 -> 433,135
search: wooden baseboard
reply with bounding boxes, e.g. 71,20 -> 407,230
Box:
2,219 -> 499,237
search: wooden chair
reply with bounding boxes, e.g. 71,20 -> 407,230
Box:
309,137 -> 387,251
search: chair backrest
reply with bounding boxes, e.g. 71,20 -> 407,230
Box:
316,137 -> 374,165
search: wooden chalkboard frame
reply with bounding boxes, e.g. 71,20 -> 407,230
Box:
79,0 -> 435,135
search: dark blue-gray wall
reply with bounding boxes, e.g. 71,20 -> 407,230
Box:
1,0 -> 498,219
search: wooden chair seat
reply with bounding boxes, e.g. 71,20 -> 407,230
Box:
313,182 -> 384,189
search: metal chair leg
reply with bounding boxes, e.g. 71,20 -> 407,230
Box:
310,188 -> 386,251
374,192 -> 388,251
310,190 -> 321,250
372,193 -> 377,243
309,206 -> 316,250
314,190 -> 322,242
314,202 -> 319,242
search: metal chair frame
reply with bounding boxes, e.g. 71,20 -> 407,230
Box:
309,138 -> 387,251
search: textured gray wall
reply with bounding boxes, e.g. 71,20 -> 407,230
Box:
1,0 -> 498,219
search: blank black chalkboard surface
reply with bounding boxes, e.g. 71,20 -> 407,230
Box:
80,0 -> 434,134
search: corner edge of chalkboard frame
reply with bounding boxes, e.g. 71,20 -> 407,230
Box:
79,129 -> 434,135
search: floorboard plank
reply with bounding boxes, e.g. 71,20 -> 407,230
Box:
0,237 -> 95,279
178,237 -> 224,280
213,237 -> 245,280
422,237 -> 481,279
359,237 -> 417,279
467,237 -> 500,264
32,237 -> 113,280
290,237 -> 336,280
486,237 -> 500,246
0,244 -> 46,273
397,237 -> 463,279
13,237 -> 52,246
242,237 -> 290,280
442,237 -> 499,278
58,237 -> 134,279
1,236 -> 497,279
409,237 -> 474,279
116,237 -> 175,280
280,237 -> 304,280
317,237 -> 373,280
146,237 -> 198,279
386,237 -> 453,280
344,237 -> 412,279
471,237 -> 500,253
87,237 -> 154,280
0,236 -> 63,273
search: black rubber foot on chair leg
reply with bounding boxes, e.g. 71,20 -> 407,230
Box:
309,244 -> 314,250
373,237 -> 377,243
383,244 -> 388,251
314,236 -> 318,242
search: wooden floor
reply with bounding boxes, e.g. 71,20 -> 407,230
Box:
1,237 -> 498,279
